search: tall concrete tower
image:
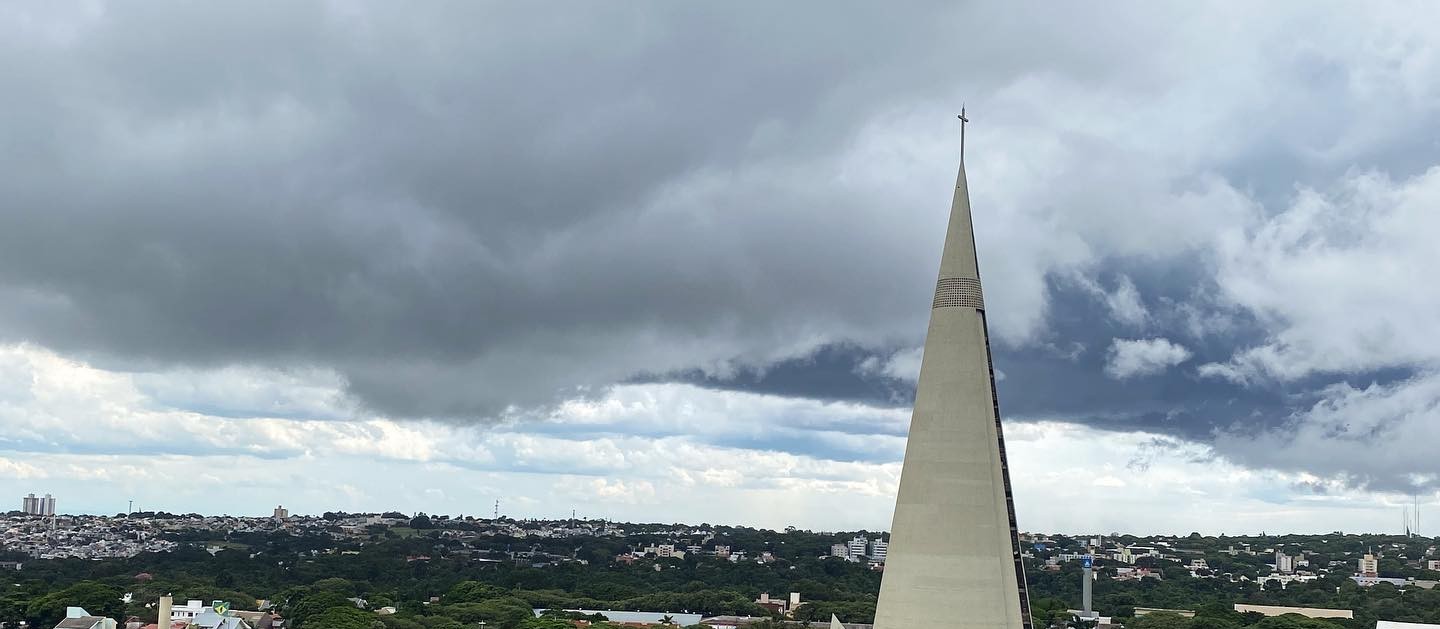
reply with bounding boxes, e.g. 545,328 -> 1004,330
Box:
159,595 -> 173,629
872,116 -> 1032,629
1082,555 -> 1095,619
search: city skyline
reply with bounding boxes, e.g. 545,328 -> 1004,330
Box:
1,2 -> 1439,536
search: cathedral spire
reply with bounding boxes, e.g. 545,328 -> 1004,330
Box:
872,114 -> 1032,629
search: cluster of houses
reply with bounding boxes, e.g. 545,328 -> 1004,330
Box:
48,597 -> 283,629
1022,533 -> 1440,591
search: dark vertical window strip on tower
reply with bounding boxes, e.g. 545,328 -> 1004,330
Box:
979,309 -> 1034,629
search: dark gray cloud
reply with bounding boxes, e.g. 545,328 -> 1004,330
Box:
7,0 -> 1175,416
4,0 -> 1040,417
1,2 -> 1439,495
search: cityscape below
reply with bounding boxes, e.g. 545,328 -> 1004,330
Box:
3,496 -> 1439,629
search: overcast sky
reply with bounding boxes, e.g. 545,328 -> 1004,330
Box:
2,1 -> 1438,535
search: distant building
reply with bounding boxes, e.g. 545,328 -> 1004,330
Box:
1352,576 -> 1410,588
53,607 -> 117,629
1427,560 -> 1440,571
231,610 -> 284,628
848,536 -> 868,560
186,610 -> 250,629
1377,622 -> 1440,629
1359,553 -> 1379,577
1114,567 -> 1161,581
169,600 -> 223,624
272,505 -> 289,521
831,543 -> 849,559
753,592 -> 801,617
1233,604 -> 1352,619
869,539 -> 888,563
1115,546 -> 1137,564
755,592 -> 787,615
1275,551 -> 1295,574
22,493 -> 56,516
1134,608 -> 1195,618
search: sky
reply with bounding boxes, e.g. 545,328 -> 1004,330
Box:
1,1 -> 1438,535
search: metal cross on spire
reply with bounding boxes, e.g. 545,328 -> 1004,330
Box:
958,105 -> 969,161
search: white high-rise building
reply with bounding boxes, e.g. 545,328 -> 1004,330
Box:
870,539 -> 889,563
848,536 -> 869,560
831,544 -> 849,559
872,118 -> 1032,629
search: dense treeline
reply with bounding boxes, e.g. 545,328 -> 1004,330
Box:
0,531 -> 879,628
3,530 -> 1439,629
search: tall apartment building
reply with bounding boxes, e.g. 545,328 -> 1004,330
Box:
1276,551 -> 1295,574
20,493 -> 55,516
1359,553 -> 1379,577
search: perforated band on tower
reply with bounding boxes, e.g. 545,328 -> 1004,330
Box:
932,277 -> 984,310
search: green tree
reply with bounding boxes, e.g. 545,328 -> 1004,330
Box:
446,581 -> 503,603
26,582 -> 125,627
282,589 -> 355,626
306,605 -> 382,629
312,577 -> 360,595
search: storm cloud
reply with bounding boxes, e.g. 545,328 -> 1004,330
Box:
1,0 -> 1438,507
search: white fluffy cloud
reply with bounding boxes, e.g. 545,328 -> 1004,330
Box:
1104,338 -> 1193,379
4,342 -> 1428,533
5,341 -> 1434,532
1213,373 -> 1440,491
855,347 -> 924,383
1203,167 -> 1440,385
